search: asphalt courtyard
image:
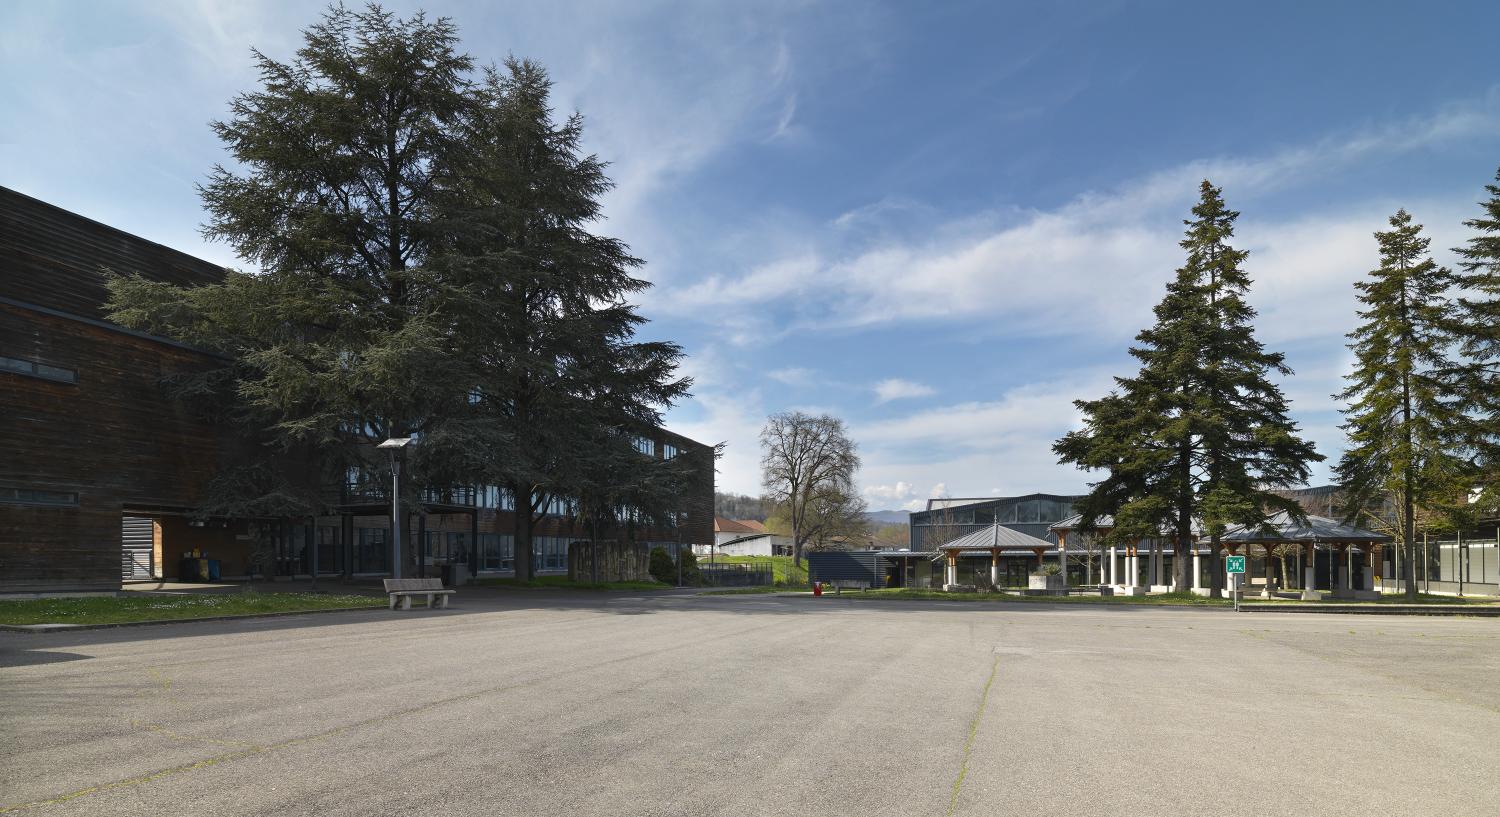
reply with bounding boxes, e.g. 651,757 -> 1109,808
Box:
2,590 -> 1498,816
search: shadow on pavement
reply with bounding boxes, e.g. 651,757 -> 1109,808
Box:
0,648 -> 93,668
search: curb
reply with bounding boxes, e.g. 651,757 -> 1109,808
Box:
0,604 -> 392,633
1238,603 -> 1500,616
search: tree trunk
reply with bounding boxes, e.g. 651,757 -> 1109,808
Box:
513,488 -> 533,583
1174,443 -> 1193,592
1403,494 -> 1417,600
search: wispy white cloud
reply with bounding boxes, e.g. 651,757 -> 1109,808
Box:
873,378 -> 935,403
655,95 -> 1500,344
767,367 -> 817,386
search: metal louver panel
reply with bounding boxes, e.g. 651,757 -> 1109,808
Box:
122,516 -> 154,579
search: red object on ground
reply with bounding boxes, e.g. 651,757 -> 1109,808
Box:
812,582 -> 822,597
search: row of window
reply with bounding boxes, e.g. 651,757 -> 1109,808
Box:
1,355 -> 76,384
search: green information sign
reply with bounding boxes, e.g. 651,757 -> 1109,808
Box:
1226,555 -> 1246,574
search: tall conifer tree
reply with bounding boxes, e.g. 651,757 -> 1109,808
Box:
107,7 -> 479,574
1447,168 -> 1500,503
1057,182 -> 1319,594
1337,209 -> 1463,600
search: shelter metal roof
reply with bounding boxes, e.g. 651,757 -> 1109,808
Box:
934,523 -> 1055,552
1050,513 -> 1206,537
1218,511 -> 1391,544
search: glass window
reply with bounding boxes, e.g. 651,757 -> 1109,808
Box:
355,528 -> 389,573
635,436 -> 655,455
0,487 -> 78,506
479,533 -> 515,571
663,443 -> 679,459
1,356 -> 76,384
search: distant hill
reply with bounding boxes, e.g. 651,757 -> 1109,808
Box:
865,509 -> 910,525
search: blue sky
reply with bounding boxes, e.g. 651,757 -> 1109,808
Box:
4,1 -> 1499,508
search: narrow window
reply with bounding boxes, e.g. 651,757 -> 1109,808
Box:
0,356 -> 76,384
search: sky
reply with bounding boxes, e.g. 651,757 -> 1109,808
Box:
4,1 -> 1499,510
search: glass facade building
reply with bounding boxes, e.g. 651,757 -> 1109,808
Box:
908,493 -> 1083,551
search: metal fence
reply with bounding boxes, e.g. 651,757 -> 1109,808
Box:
698,562 -> 775,587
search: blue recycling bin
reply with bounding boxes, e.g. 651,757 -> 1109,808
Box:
207,559 -> 221,581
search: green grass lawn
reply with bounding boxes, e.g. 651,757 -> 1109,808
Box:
1250,591 -> 1499,605
753,587 -> 1497,608
473,575 -> 670,592
830,589 -> 1234,606
0,592 -> 384,626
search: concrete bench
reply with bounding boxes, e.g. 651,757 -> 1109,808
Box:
383,578 -> 454,610
829,580 -> 869,594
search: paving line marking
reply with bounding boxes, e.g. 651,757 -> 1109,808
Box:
947,652 -> 1001,817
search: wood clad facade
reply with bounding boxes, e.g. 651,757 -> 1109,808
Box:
1,187 -> 236,592
0,186 -> 714,592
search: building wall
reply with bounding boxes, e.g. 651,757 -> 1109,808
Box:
0,302 -> 236,592
0,186 -> 715,591
909,494 -> 1082,551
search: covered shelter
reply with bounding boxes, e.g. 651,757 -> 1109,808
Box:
1218,511 -> 1391,600
933,523 -> 1059,590
1050,513 -> 1206,595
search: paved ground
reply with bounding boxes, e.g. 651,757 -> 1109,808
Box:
2,590 -> 1498,816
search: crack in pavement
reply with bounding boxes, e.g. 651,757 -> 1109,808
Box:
947,652 -> 1001,817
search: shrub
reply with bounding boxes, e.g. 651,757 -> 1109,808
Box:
648,546 -> 702,585
648,546 -> 675,584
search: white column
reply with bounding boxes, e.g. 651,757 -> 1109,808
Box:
1192,552 -> 1202,590
990,554 -> 999,588
1126,552 -> 1136,587
1153,545 -> 1164,586
1058,540 -> 1068,588
1108,547 -> 1117,585
1361,547 -> 1374,591
1304,545 -> 1316,592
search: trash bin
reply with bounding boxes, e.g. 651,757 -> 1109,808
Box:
1099,585 -> 1114,597
207,559 -> 221,581
441,564 -> 469,587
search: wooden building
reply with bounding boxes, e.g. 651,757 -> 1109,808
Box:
0,186 -> 713,592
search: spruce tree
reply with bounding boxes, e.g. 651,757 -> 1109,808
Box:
1448,168 -> 1500,503
1189,183 -> 1321,596
1057,182 -> 1319,594
1337,209 -> 1464,600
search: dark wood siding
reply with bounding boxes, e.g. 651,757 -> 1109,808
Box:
0,186 -> 225,321
0,302 -> 235,591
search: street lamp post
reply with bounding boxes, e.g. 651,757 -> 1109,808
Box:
378,438 -> 413,579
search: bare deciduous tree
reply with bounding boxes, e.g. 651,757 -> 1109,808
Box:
760,412 -> 860,567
